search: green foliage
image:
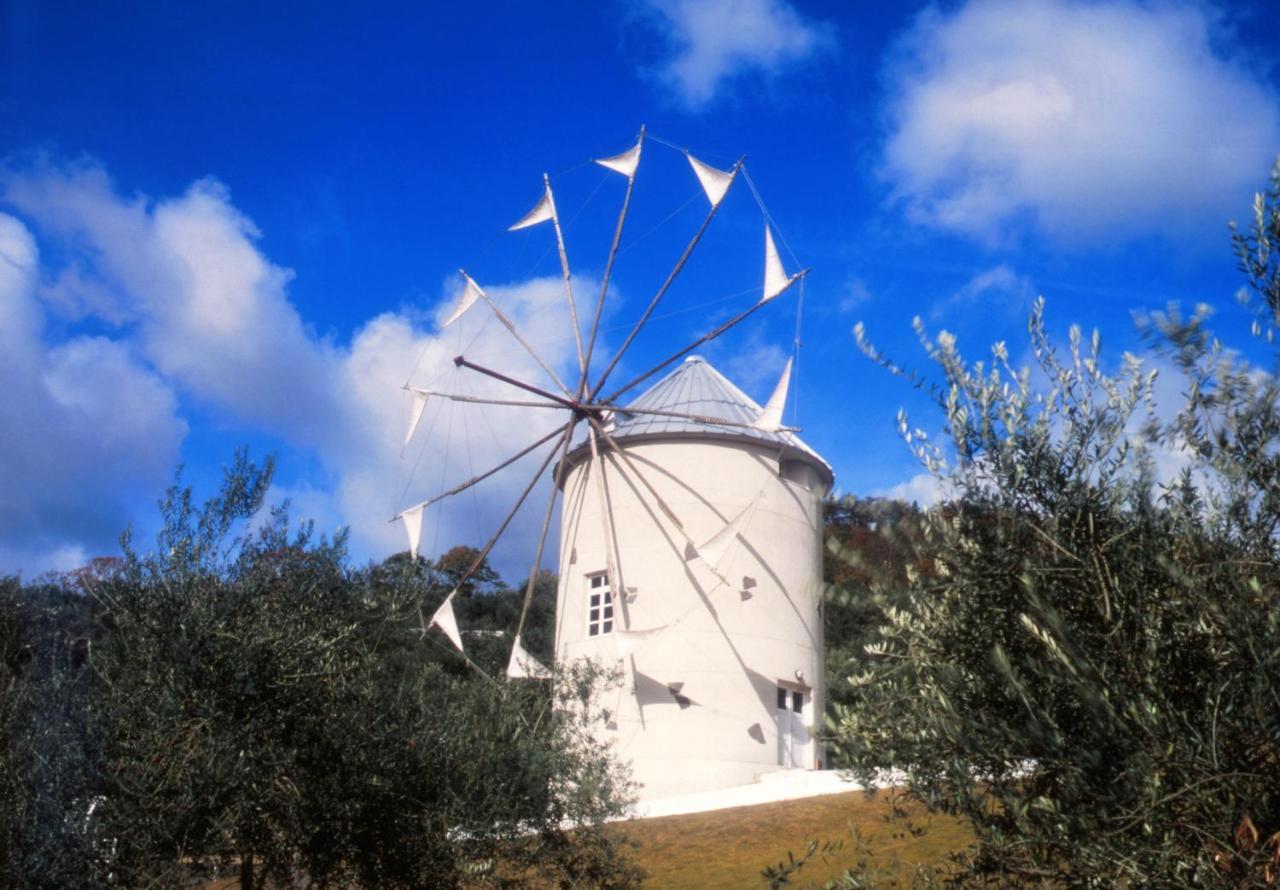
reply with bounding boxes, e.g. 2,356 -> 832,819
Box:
828,162 -> 1280,886
821,497 -> 928,767
0,450 -> 638,889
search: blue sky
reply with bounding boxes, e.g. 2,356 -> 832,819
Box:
2,0 -> 1279,578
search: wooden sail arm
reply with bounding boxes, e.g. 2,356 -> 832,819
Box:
588,156 -> 746,401
390,422 -> 568,521
403,386 -> 569,412
454,356 -> 578,409
600,268 -> 808,405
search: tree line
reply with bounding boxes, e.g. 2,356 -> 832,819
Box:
0,452 -> 640,889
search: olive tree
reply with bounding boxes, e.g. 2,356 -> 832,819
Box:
827,159 -> 1280,887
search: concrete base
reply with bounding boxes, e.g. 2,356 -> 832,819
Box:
626,769 -> 866,820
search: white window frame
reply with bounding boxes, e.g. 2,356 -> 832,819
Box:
586,572 -> 614,637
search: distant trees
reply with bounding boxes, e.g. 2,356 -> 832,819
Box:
0,451 -> 638,889
826,158 -> 1280,886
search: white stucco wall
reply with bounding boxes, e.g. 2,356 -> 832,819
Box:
555,434 -> 827,801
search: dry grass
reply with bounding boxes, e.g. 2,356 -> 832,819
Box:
611,788 -> 974,889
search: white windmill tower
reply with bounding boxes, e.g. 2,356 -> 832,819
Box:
556,355 -> 833,800
395,127 -> 831,802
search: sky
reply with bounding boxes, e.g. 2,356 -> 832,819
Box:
2,0 -> 1279,580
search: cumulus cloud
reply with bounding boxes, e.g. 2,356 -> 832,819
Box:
0,211 -> 187,573
880,0 -> 1280,243
636,0 -> 834,109
1,159 -> 585,577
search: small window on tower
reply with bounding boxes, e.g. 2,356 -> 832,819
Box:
587,572 -> 613,637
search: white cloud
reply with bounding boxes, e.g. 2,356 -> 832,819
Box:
880,0 -> 1280,242
875,471 -> 949,507
931,263 -> 1035,320
636,0 -> 834,109
1,160 -> 586,577
0,211 -> 187,574
839,277 -> 873,313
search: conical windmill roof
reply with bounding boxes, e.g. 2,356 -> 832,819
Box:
569,356 -> 833,487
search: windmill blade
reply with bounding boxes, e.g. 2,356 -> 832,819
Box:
403,387 -> 565,412
762,226 -> 798,302
393,422 -> 569,520
429,590 -> 465,653
595,135 -> 643,179
506,634 -> 552,679
442,271 -> 486,327
399,503 -> 425,558
508,182 -> 555,231
453,272 -> 574,398
511,419 -> 581,647
686,152 -> 735,208
402,389 -> 429,455
752,357 -> 792,431
589,153 -> 745,400
582,126 -> 645,396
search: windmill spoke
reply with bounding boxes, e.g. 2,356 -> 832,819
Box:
513,418 -> 580,642
454,356 -> 578,409
436,425 -> 568,600
588,416 -> 685,532
589,416 -> 731,587
580,125 -> 645,398
586,425 -> 627,615
588,157 -> 745,401
600,270 -> 808,405
546,173 -> 587,379
405,386 -> 569,412
474,286 -> 575,398
392,422 -> 570,520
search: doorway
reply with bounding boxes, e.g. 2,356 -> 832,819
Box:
775,685 -> 811,768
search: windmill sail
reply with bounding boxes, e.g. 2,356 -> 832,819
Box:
443,270 -> 486,327
400,503 -> 425,559
762,226 -> 796,302
402,389 -> 429,454
752,358 -> 792,431
429,590 -> 464,653
686,153 -> 734,208
508,183 -> 556,230
596,139 -> 642,178
506,634 -> 551,679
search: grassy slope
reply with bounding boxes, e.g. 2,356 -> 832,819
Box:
612,789 -> 973,889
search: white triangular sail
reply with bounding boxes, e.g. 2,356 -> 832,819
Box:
402,389 -> 429,454
686,153 -> 734,208
429,590 -> 464,653
443,271 -> 485,327
615,625 -> 667,659
400,503 -> 425,559
752,358 -> 792,431
506,634 -> 552,679
762,226 -> 797,302
596,139 -> 642,179
696,494 -> 760,569
508,183 -> 556,231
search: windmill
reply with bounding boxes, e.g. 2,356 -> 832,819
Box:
397,128 -> 833,800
